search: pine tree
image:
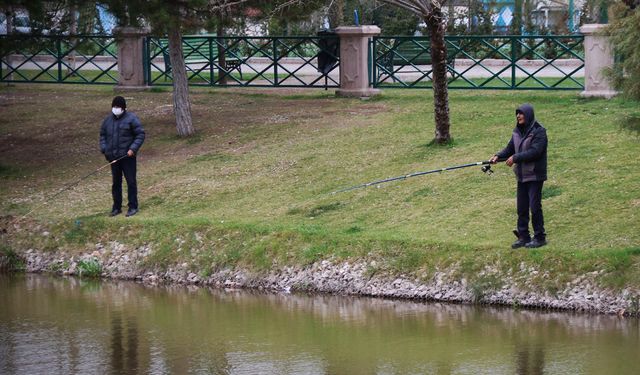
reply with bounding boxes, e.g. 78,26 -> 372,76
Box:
606,2 -> 640,100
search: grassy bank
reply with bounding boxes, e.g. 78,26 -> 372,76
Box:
1,84 -> 639,292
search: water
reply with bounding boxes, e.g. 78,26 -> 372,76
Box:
1,274 -> 638,375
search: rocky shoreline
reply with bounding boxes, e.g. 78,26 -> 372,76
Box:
5,241 -> 639,317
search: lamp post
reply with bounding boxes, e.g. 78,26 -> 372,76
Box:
568,0 -> 574,32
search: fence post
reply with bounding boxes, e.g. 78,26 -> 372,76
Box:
335,26 -> 381,97
579,24 -> 617,98
114,26 -> 150,90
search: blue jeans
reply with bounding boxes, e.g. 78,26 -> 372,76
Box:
110,157 -> 138,210
517,181 -> 545,241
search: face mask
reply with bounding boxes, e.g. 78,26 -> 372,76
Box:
112,107 -> 124,116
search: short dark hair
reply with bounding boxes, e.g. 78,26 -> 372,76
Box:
112,96 -> 126,109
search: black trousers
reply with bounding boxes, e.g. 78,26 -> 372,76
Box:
110,157 -> 138,210
516,180 -> 545,241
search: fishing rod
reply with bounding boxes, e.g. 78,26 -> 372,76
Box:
18,154 -> 128,220
331,159 -> 503,194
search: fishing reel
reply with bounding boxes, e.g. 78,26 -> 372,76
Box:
481,158 -> 506,175
481,164 -> 493,175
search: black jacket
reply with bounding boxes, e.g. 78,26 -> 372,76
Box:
496,104 -> 548,182
100,111 -> 145,161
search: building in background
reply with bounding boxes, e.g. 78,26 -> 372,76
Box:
442,0 -> 584,34
485,0 -> 584,33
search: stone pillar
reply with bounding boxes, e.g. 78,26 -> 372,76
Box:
335,26 -> 381,98
114,27 -> 150,91
580,24 -> 617,99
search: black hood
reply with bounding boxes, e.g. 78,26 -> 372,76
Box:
516,103 -> 535,127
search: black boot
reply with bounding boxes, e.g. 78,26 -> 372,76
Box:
511,230 -> 530,249
525,238 -> 547,248
511,238 -> 530,249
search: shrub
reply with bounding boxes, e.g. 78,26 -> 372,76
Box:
77,258 -> 102,278
0,245 -> 25,272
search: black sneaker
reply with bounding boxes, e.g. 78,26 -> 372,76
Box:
125,208 -> 138,217
110,208 -> 122,217
525,239 -> 547,248
511,238 -> 531,249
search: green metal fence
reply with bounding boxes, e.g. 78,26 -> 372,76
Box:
0,35 -> 118,84
372,35 -> 585,90
1,34 -> 585,91
145,35 -> 340,88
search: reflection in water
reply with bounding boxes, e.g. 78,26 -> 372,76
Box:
515,343 -> 545,375
1,274 -> 639,374
126,316 -> 138,374
111,316 -> 123,374
110,315 -> 138,375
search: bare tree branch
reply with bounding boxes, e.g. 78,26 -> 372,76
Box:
271,0 -> 320,15
207,0 -> 250,12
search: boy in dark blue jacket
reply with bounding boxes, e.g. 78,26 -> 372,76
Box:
100,96 -> 145,217
490,104 -> 547,248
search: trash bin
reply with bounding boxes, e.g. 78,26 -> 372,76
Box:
317,29 -> 339,75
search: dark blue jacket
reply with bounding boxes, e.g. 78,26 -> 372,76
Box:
496,104 -> 548,182
100,111 -> 145,161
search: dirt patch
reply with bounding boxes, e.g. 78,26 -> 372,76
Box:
0,215 -> 42,237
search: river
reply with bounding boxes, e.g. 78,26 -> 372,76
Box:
1,274 -> 638,374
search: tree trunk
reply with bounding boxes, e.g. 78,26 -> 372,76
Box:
428,12 -> 451,144
5,7 -> 14,82
216,22 -> 227,85
5,7 -> 13,34
68,5 -> 78,77
168,25 -> 195,137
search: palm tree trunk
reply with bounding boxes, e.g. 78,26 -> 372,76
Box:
428,12 -> 451,144
168,25 -> 195,137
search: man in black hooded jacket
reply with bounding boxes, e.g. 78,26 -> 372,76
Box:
100,96 -> 145,217
490,104 -> 547,248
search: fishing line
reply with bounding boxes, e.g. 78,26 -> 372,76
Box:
17,155 -> 128,221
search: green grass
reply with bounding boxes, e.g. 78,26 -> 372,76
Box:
377,76 -> 585,90
2,69 -> 286,86
1,84 -> 639,292
147,70 -> 295,86
2,69 -> 119,84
